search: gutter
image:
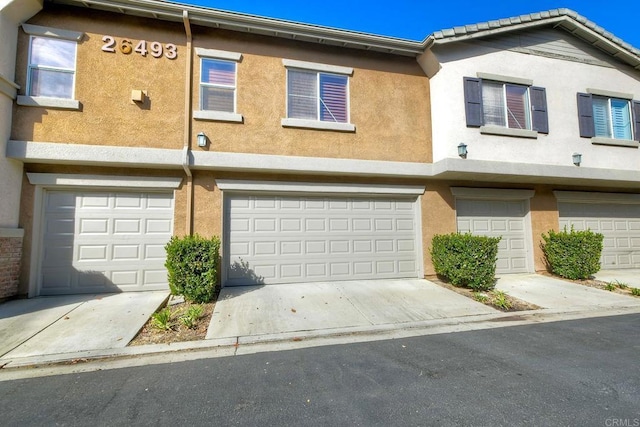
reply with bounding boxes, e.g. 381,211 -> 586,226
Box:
182,10 -> 193,235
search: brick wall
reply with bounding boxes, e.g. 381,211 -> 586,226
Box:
0,235 -> 23,300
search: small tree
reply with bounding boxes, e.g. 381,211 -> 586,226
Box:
431,232 -> 501,291
165,234 -> 220,303
542,226 -> 603,280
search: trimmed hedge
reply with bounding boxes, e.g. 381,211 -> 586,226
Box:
431,232 -> 501,291
165,234 -> 221,303
542,227 -> 603,280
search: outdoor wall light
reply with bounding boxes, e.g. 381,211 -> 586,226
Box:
458,143 -> 468,158
572,152 -> 582,166
197,132 -> 208,147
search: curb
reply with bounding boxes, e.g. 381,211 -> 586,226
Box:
2,304 -> 640,380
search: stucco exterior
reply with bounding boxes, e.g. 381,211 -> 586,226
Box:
6,3 -> 640,296
425,34 -> 640,169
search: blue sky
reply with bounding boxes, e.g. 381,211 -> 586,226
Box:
179,1 -> 640,49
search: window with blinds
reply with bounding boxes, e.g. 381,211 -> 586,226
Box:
593,96 -> 632,140
463,76 -> 548,134
287,69 -> 348,123
200,59 -> 236,113
481,81 -> 531,130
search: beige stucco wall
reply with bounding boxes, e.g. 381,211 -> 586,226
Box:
13,4 -> 432,163
530,187 -> 561,272
13,5 -> 186,149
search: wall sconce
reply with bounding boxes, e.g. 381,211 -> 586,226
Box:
572,152 -> 582,166
197,132 -> 208,147
458,143 -> 468,159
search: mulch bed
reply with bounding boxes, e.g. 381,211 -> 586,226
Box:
128,299 -> 215,346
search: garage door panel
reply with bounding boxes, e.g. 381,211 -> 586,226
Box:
40,191 -> 173,295
559,201 -> 640,269
225,194 -> 419,286
456,199 -> 531,274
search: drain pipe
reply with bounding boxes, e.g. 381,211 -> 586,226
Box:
182,10 -> 194,235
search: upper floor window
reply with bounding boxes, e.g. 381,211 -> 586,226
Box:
287,69 -> 348,123
194,48 -> 243,123
200,58 -> 236,112
17,24 -> 83,110
282,59 -> 355,132
28,36 -> 77,99
577,91 -> 640,144
464,75 -> 548,135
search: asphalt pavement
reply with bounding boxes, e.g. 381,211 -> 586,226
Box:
1,313 -> 638,426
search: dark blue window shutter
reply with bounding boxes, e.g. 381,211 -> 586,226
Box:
632,100 -> 640,142
463,77 -> 483,127
577,92 -> 594,138
530,86 -> 548,134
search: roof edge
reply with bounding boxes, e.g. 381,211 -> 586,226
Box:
46,0 -> 425,56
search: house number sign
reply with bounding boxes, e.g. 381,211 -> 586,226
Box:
101,36 -> 177,59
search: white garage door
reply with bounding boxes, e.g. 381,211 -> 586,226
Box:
224,194 -> 420,286
558,202 -> 640,269
456,199 -> 531,274
39,190 -> 174,295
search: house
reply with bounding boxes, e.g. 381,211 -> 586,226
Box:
1,1 -> 639,299
418,9 -> 640,274
3,0 -> 431,297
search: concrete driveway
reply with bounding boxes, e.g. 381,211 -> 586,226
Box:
206,279 -> 496,339
495,273 -> 640,310
0,292 -> 168,360
594,269 -> 640,288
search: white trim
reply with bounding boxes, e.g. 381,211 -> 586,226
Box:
0,73 -> 19,99
195,47 -> 242,61
553,191 -> 640,204
451,187 -> 535,200
586,88 -> 634,100
414,195 -> 425,279
17,96 -> 81,110
29,185 -> 43,297
480,126 -> 538,139
194,110 -> 243,122
0,228 -> 25,238
477,72 -> 533,86
21,24 -> 84,41
282,59 -> 353,75
591,137 -> 638,148
26,173 -> 182,189
8,141 -> 184,168
26,174 -> 179,297
281,118 -> 355,132
216,179 -> 425,196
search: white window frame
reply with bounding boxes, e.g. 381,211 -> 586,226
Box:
17,24 -> 83,110
592,95 -> 633,140
194,48 -> 243,123
482,80 -> 532,131
282,59 -> 355,132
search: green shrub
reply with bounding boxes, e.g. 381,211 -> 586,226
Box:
541,227 -> 603,280
431,233 -> 501,291
631,288 -> 640,297
165,234 -> 220,303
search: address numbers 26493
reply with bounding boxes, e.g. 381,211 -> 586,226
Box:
101,36 -> 177,59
